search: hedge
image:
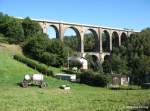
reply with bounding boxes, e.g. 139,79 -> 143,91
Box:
14,54 -> 54,76
109,85 -> 141,90
79,71 -> 109,87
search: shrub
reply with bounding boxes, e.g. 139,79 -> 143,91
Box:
41,52 -> 59,67
13,54 -> 54,76
79,71 -> 109,87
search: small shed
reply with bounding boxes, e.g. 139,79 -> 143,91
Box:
112,75 -> 130,86
68,56 -> 88,70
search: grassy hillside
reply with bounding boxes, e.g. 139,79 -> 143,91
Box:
0,43 -> 150,111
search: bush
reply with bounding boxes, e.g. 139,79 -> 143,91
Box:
14,54 -> 54,76
41,52 -> 59,67
79,71 -> 109,87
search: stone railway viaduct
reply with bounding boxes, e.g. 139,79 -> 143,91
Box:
32,18 -> 134,61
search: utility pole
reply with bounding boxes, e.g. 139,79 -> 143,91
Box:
67,52 -> 69,70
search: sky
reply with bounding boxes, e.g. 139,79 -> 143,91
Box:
0,0 -> 150,35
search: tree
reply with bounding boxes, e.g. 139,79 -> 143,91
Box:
84,33 -> 95,52
5,19 -> 24,43
64,35 -> 79,51
111,54 -> 129,75
22,17 -> 43,39
23,33 -> 49,59
107,28 -> 150,85
47,39 -> 74,66
0,13 -> 24,43
41,52 -> 59,67
102,59 -> 111,73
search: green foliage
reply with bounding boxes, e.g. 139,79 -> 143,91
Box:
64,33 -> 97,52
5,19 -> 24,43
84,33 -> 96,52
129,55 -> 150,85
103,28 -> 150,85
23,37 -> 74,67
46,39 -> 65,66
64,35 -> 79,51
102,59 -> 112,73
79,71 -> 109,87
41,52 -> 59,67
14,54 -> 54,76
0,13 -> 45,44
111,54 -> 129,75
102,32 -> 110,52
22,17 -> 43,39
23,34 -> 49,59
0,13 -> 24,43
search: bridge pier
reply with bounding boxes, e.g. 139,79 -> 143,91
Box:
59,23 -> 64,41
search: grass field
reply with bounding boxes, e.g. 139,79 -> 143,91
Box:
0,43 -> 150,111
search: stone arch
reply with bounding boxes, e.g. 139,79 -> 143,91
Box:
102,30 -> 110,52
112,31 -> 119,49
120,32 -> 127,45
63,26 -> 81,38
63,26 -> 81,51
85,54 -> 99,70
83,28 -> 99,52
91,54 -> 99,61
103,54 -> 111,60
47,25 -> 59,39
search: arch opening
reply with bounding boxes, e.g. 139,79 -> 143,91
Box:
112,31 -> 119,50
104,55 -> 111,61
121,32 -> 127,45
85,54 -> 101,71
84,29 -> 99,52
64,27 -> 81,52
102,30 -> 110,52
47,25 -> 59,39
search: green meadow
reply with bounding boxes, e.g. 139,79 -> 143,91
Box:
0,43 -> 150,111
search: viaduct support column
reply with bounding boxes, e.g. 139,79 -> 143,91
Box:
41,22 -> 48,34
99,28 -> 102,53
59,23 -> 64,41
110,31 -> 112,51
119,35 -> 121,46
80,28 -> 84,57
43,27 -> 48,34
